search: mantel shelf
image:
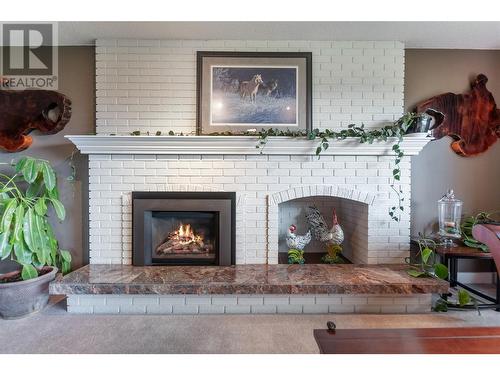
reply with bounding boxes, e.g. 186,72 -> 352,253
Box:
65,135 -> 432,156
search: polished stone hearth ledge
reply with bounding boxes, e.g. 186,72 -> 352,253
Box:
50,264 -> 448,295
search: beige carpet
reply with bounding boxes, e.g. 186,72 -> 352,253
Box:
1,296 -> 500,354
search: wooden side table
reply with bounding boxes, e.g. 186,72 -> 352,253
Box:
436,245 -> 500,311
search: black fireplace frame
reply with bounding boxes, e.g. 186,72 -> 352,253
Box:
132,191 -> 236,266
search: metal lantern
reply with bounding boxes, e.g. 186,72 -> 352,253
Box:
437,189 -> 463,247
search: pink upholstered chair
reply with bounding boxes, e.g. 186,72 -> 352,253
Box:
472,224 -> 500,274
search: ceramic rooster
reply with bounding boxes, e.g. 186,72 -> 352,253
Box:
306,206 -> 344,247
286,225 -> 312,251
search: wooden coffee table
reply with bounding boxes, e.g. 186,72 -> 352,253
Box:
314,327 -> 500,354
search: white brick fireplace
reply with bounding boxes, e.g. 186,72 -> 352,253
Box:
68,38 -> 431,266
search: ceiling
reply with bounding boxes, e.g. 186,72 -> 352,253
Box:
57,21 -> 500,49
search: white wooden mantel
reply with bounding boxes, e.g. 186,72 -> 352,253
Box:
65,135 -> 432,156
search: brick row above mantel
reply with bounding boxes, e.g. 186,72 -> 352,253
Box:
65,135 -> 432,156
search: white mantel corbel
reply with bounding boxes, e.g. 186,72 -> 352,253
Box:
65,135 -> 432,156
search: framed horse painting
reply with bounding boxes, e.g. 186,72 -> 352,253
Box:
196,51 -> 312,135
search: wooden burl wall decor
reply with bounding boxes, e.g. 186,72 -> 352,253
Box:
417,74 -> 500,156
0,90 -> 72,152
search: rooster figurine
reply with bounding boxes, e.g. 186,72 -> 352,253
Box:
286,225 -> 311,264
306,206 -> 344,260
286,225 -> 312,250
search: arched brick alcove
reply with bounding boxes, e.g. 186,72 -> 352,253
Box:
267,186 -> 376,264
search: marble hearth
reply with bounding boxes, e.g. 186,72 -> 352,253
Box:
50,264 -> 448,314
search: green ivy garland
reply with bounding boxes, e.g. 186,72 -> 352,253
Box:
127,113 -> 421,222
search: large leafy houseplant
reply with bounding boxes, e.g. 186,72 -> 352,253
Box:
0,157 -> 71,281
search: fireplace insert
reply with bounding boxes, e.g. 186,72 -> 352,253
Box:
132,192 -> 236,266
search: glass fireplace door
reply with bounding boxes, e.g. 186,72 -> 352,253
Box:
151,211 -> 218,264
132,191 -> 235,266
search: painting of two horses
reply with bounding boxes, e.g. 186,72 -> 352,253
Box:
211,66 -> 297,125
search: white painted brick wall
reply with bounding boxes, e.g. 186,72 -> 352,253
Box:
89,154 -> 411,265
89,38 -> 409,266
96,39 -> 404,135
67,293 -> 432,315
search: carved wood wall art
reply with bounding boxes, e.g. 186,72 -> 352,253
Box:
416,74 -> 500,156
0,90 -> 72,152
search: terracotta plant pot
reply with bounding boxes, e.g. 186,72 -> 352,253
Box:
0,266 -> 58,319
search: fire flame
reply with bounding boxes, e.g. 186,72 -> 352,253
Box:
175,223 -> 202,245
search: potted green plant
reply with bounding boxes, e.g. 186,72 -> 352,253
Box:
0,157 -> 71,319
407,236 -> 449,279
407,235 -> 474,312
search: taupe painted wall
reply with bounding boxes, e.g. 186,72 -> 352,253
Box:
0,46 -> 95,269
406,49 -> 500,236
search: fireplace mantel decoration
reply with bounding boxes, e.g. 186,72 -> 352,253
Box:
67,134 -> 431,156
68,114 -> 427,157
